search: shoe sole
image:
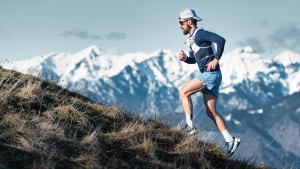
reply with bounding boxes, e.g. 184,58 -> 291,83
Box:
229,138 -> 241,157
187,129 -> 196,135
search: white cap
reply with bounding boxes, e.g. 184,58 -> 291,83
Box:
179,9 -> 202,21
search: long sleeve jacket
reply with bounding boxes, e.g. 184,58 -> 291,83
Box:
184,28 -> 226,73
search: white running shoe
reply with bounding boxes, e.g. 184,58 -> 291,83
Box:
180,123 -> 196,135
186,126 -> 196,135
226,137 -> 241,157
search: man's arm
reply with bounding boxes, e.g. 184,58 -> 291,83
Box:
179,50 -> 196,64
197,30 -> 226,60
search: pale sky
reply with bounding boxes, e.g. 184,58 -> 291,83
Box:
1,0 -> 300,62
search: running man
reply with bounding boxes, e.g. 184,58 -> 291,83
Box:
177,8 -> 240,157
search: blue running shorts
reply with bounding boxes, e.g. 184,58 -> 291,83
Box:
196,71 -> 222,97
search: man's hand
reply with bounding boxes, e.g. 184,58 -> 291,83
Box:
178,50 -> 187,61
206,58 -> 219,71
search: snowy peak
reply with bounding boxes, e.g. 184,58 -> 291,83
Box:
70,45 -> 101,65
274,51 -> 300,94
76,45 -> 101,57
57,46 -> 102,75
220,46 -> 265,87
275,51 -> 300,66
229,46 -> 260,60
237,46 -> 256,54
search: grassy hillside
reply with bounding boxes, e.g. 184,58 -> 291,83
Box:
0,68 -> 269,169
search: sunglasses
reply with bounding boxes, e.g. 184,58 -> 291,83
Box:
179,20 -> 188,25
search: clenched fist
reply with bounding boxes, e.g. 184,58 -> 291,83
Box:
178,50 -> 187,61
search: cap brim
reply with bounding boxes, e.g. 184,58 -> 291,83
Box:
179,17 -> 203,22
193,16 -> 203,21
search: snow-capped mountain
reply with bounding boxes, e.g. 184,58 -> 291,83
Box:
217,46 -> 290,110
274,51 -> 300,94
2,45 -> 300,115
3,46 -> 194,116
221,46 -> 300,96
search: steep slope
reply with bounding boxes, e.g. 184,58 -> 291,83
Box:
0,68 -> 267,169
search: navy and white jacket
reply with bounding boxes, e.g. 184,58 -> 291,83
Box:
184,28 -> 226,73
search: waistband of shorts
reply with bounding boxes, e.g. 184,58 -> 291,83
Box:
200,67 -> 220,73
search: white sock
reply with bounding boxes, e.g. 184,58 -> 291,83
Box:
221,129 -> 234,142
186,114 -> 193,128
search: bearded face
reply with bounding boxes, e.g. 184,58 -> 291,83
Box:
179,20 -> 192,35
182,28 -> 189,35
182,25 -> 191,35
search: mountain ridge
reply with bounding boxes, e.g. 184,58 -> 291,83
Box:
3,45 -> 300,111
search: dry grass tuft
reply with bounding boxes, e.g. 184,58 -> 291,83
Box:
0,130 -> 34,151
104,106 -> 124,120
0,78 -> 23,106
1,114 -> 27,134
52,105 -> 88,126
15,134 -> 34,151
134,135 -> 156,158
109,122 -> 146,140
17,79 -> 42,99
1,113 -> 22,126
74,153 -> 101,169
81,129 -> 99,146
174,136 -> 202,154
37,121 -> 65,139
0,70 -> 15,78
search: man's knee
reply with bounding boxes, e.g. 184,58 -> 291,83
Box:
207,109 -> 219,118
206,110 -> 213,118
179,88 -> 189,98
179,88 -> 185,97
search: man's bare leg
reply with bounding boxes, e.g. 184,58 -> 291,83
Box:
179,78 -> 206,127
203,93 -> 241,156
203,93 -> 227,131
